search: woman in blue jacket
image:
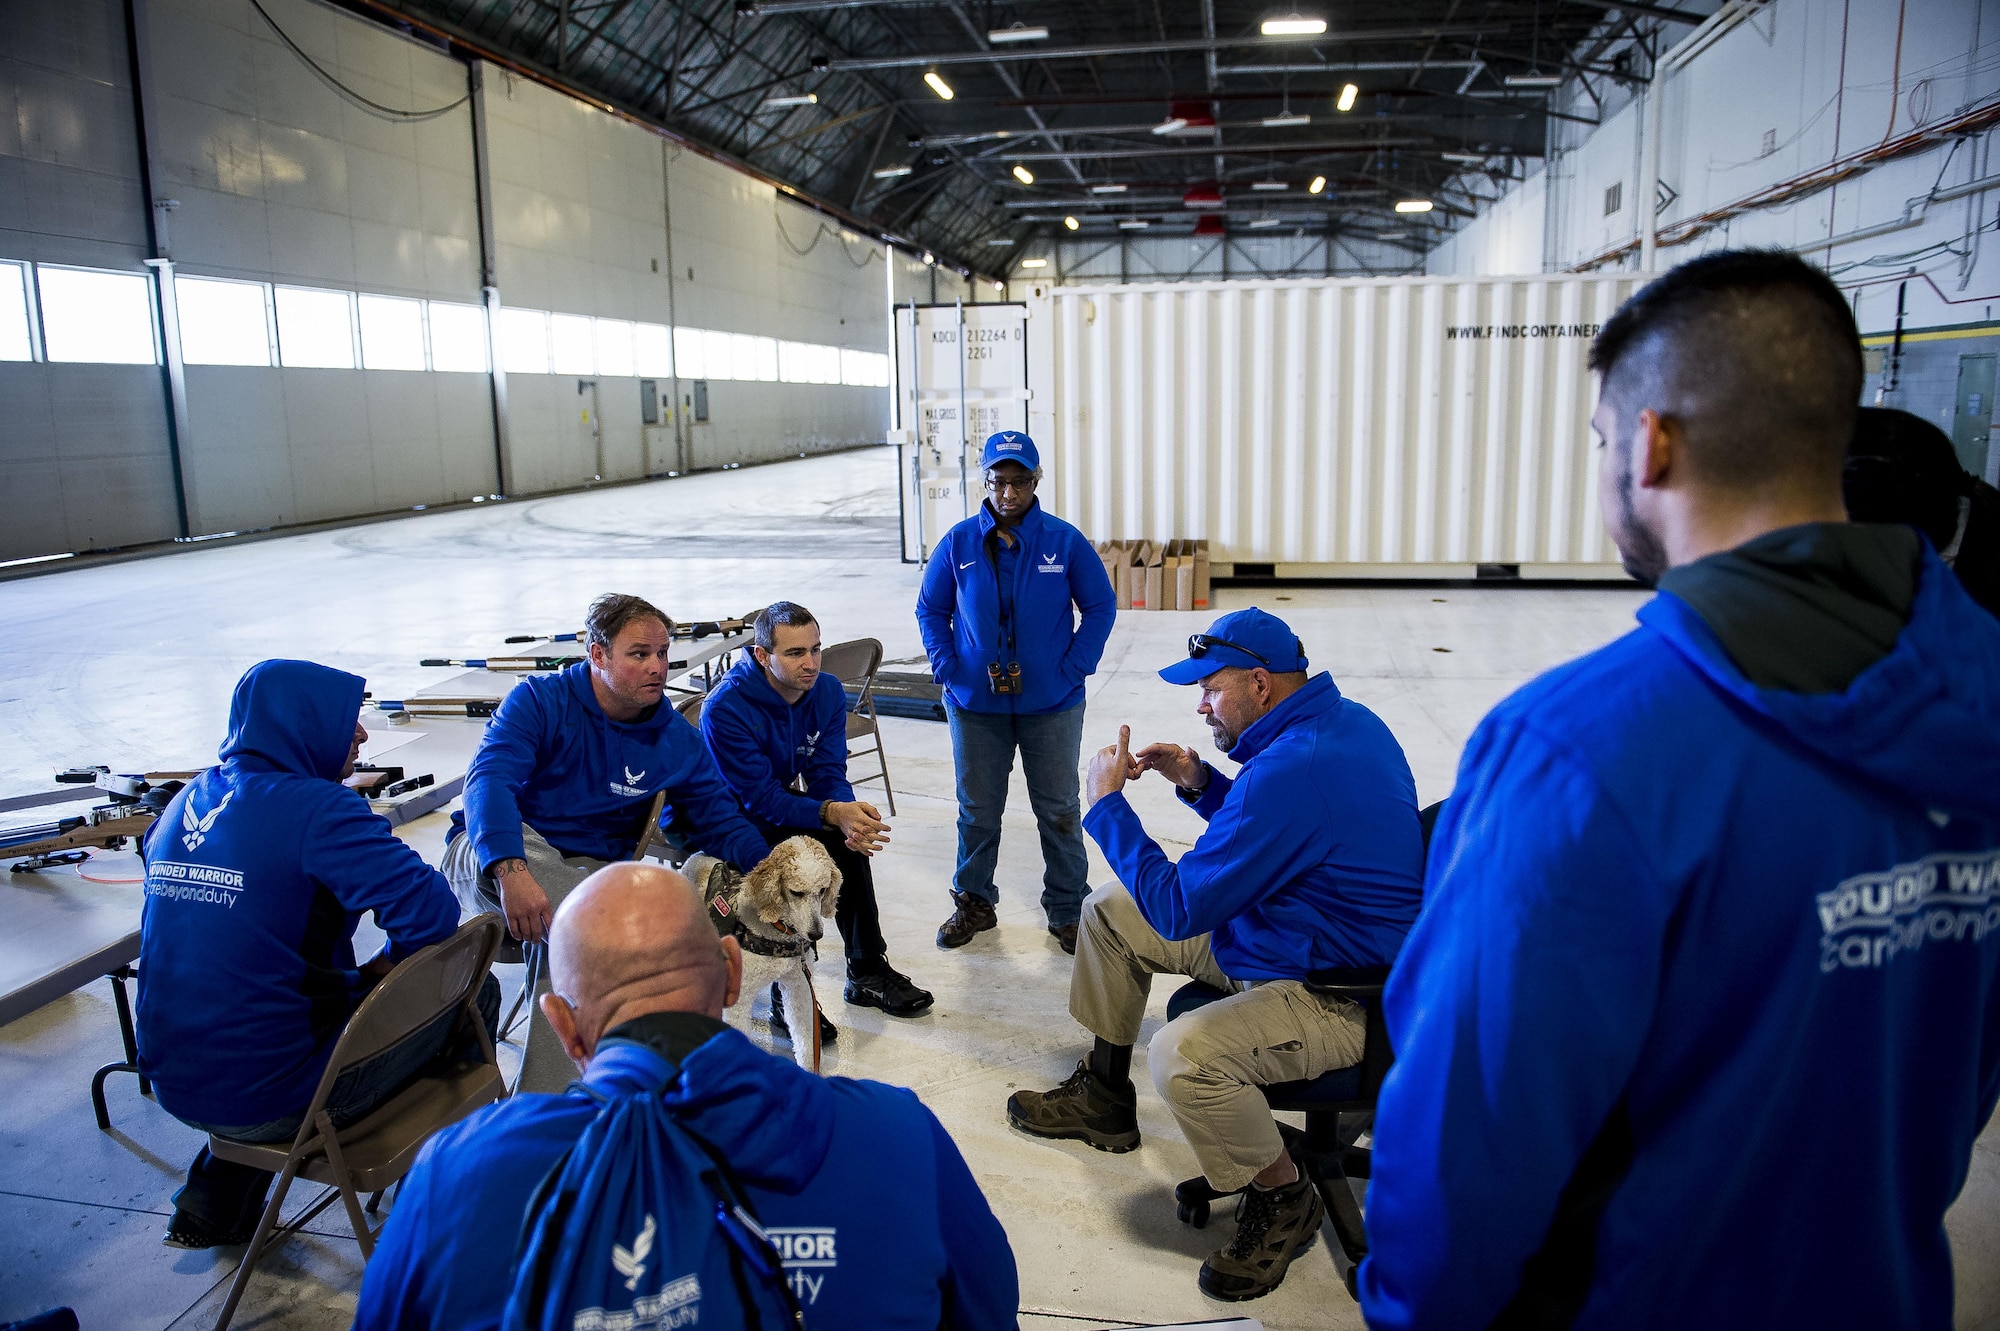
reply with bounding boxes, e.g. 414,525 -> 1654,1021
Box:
916,431 -> 1116,953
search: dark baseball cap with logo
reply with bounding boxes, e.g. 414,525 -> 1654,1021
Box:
981,431 -> 1040,472
1158,607 -> 1310,685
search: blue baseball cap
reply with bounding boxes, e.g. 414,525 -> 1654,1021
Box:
981,431 -> 1040,472
1159,607 -> 1310,685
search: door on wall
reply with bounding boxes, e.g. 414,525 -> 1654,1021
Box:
1953,353 -> 1995,479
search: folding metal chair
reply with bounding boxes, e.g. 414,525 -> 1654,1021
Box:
821,637 -> 896,816
205,914 -> 505,1330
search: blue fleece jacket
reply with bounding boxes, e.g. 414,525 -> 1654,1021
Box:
454,663 -> 768,871
354,1022 -> 1020,1331
1082,672 -> 1425,979
1361,547 -> 2000,1331
916,498 -> 1115,715
699,656 -> 853,844
136,660 -> 460,1129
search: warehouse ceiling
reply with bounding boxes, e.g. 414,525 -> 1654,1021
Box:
349,0 -> 1717,277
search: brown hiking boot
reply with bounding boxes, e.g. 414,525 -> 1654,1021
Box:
1197,1175 -> 1323,1301
1047,922 -> 1078,954
937,891 -> 998,948
1006,1061 -> 1141,1153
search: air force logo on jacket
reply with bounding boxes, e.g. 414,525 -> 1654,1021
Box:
610,765 -> 650,798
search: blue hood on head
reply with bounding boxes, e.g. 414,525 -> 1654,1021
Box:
587,1026 -> 835,1193
218,659 -> 365,780
1641,544 -> 2000,821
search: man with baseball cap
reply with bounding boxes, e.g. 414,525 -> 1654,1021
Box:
916,430 -> 1116,953
1006,607 -> 1425,1301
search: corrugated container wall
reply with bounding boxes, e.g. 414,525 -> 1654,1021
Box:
1028,274 -> 1642,574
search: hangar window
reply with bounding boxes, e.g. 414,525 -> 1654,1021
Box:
673,325 -> 706,380
841,348 -> 890,387
497,307 -> 550,374
594,318 -> 635,377
633,322 -> 672,377
274,285 -> 356,369
550,313 -> 595,375
358,294 -> 426,371
176,276 -> 271,366
427,301 -> 489,373
780,340 -> 840,384
38,265 -> 158,365
0,261 -> 36,361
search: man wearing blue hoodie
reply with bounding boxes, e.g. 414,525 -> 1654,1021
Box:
1362,250 -> 2000,1330
917,431 -> 1117,953
442,592 -> 773,1093
701,601 -> 933,1026
137,659 -> 488,1250
354,861 -> 1019,1331
1008,609 -> 1425,1302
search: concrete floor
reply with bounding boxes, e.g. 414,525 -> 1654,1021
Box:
2,448 -> 1995,1330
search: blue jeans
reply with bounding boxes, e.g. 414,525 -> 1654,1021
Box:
947,699 -> 1089,927
172,975 -> 501,1231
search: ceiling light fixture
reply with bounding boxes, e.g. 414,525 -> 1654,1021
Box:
761,93 -> 818,108
923,70 -> 955,100
1151,117 -> 1189,135
994,280 -> 1006,291
1021,257 -> 1049,268
1441,150 -> 1485,163
1262,112 -> 1310,127
923,251 -> 936,265
1504,72 -> 1562,88
1336,83 -> 1359,112
1064,215 -> 1080,230
988,23 -> 1049,43
1118,219 -> 1150,229
1252,180 -> 1288,192
985,237 -> 1013,245
1261,14 -> 1328,36
1247,217 -> 1283,229
1012,164 -> 1036,185
1395,199 -> 1434,213
873,163 -> 913,178
1308,175 -> 1327,194
1090,184 -> 1129,194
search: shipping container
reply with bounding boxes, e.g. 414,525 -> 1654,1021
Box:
1023,274 -> 1644,578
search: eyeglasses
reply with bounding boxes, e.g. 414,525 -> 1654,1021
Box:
984,474 -> 1037,494
1187,633 -> 1271,666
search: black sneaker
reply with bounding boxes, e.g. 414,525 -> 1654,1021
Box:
162,1208 -> 258,1250
937,891 -> 998,949
844,960 -> 934,1016
1048,922 -> 1078,955
1006,1060 -> 1141,1153
768,984 -> 838,1045
1197,1175 -> 1323,1301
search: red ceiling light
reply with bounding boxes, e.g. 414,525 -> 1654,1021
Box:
1193,214 -> 1226,236
1183,184 -> 1225,209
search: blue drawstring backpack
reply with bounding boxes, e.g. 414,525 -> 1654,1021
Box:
502,1081 -> 805,1331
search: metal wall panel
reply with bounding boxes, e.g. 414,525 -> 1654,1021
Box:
1031,273 -> 1641,570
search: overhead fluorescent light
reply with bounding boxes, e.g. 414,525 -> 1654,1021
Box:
1504,72 -> 1562,88
1441,150 -> 1485,163
1336,83 -> 1359,112
924,70 -> 955,100
761,93 -> 818,108
1118,219 -> 1150,229
1021,257 -> 1049,268
1308,174 -> 1327,194
1247,217 -> 1283,229
1251,180 -> 1288,192
1260,15 -> 1328,36
1151,117 -> 1189,135
873,163 -> 912,178
994,281 -> 1006,291
1012,164 -> 1036,185
1262,112 -> 1310,127
0,551 -> 74,568
1090,184 -> 1128,194
1064,215 -> 1080,231
985,237 -> 1013,245
988,23 -> 1048,43
1395,199 -> 1434,213
923,251 -> 936,265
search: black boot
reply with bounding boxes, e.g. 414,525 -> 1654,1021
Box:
844,958 -> 935,1016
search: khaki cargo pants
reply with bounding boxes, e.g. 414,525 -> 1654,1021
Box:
1069,882 -> 1366,1192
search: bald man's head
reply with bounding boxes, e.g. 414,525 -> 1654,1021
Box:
539,863 -> 742,1067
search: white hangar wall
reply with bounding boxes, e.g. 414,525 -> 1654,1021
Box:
0,0 -> 954,563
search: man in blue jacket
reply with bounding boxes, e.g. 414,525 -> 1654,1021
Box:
916,431 -> 1117,953
354,861 -> 1019,1331
441,592 -> 772,1092
137,659 -> 492,1250
701,601 -> 933,1028
1008,609 -> 1424,1301
1362,249 -> 2000,1330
